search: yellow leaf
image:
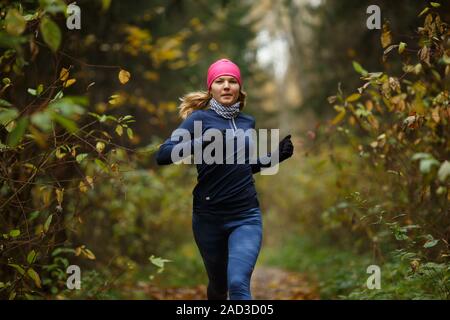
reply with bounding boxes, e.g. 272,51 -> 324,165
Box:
118,69 -> 131,84
79,181 -> 87,193
115,125 -> 123,136
40,187 -> 51,206
108,94 -> 121,105
346,93 -> 361,102
381,24 -> 392,48
64,79 -> 76,88
96,141 -> 105,153
83,248 -> 96,260
86,176 -> 94,188
398,42 -> 406,54
43,214 -> 52,233
55,188 -> 64,206
55,147 -> 66,159
110,163 -> 119,173
79,176 -> 94,192
6,9 -> 26,36
143,71 -> 159,81
27,268 -> 42,288
208,42 -> 218,51
59,68 -> 69,81
431,107 -> 440,123
331,111 -> 346,125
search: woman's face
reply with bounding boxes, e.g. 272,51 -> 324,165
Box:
209,76 -> 240,106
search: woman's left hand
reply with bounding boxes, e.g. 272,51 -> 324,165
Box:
278,134 -> 294,162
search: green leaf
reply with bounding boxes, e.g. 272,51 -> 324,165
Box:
122,115 -> 134,122
418,7 -> 429,17
5,9 -> 26,36
430,2 -> 440,8
44,214 -> 53,233
27,250 -> 37,264
9,229 -> 20,237
352,61 -> 368,76
76,153 -> 88,163
37,84 -> 44,95
8,264 -> 25,275
95,159 -> 109,173
52,113 -> 78,133
51,90 -> 64,102
31,111 -> 53,132
8,291 -> 16,300
127,128 -> 134,139
51,247 -> 76,256
39,0 -> 67,14
0,99 -> 13,107
411,152 -> 433,161
149,255 -> 172,268
23,11 -> 40,21
40,16 -> 61,52
438,161 -> 450,182
424,239 -> 439,248
0,33 -> 27,50
0,108 -> 18,126
7,116 -> 28,147
27,268 -> 42,288
48,97 -> 87,117
394,231 -> 409,241
420,159 -> 440,174
398,42 -> 407,54
29,211 -> 40,221
27,88 -> 37,96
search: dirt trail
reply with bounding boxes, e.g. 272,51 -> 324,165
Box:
141,266 -> 319,300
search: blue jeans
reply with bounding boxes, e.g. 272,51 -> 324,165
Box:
192,207 -> 263,300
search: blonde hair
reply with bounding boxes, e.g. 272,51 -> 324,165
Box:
178,90 -> 247,119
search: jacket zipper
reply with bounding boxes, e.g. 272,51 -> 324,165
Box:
230,118 -> 238,135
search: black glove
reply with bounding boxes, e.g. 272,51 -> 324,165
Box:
278,134 -> 294,162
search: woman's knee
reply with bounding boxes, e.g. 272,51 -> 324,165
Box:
228,274 -> 249,292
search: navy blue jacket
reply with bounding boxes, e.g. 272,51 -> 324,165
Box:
155,108 -> 270,215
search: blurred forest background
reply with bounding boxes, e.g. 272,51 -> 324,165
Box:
0,0 -> 449,300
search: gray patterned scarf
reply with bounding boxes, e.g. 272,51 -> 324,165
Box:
209,97 -> 240,119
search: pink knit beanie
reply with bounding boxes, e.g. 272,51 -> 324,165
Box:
206,58 -> 242,90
